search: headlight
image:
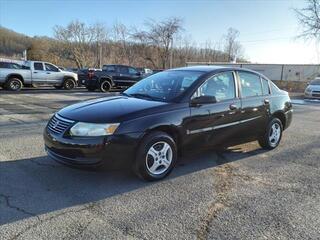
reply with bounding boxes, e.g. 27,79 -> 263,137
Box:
70,122 -> 120,136
305,87 -> 312,93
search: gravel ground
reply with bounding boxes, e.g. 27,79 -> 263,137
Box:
0,89 -> 319,240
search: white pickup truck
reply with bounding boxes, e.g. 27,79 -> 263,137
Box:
0,60 -> 78,91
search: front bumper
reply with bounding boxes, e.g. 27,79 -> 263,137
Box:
44,128 -> 143,167
305,92 -> 320,99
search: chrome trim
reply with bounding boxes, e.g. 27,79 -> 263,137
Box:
55,114 -> 74,123
187,116 -> 261,135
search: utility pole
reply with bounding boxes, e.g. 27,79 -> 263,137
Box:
169,37 -> 173,69
99,43 -> 102,69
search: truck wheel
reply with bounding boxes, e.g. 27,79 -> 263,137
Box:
100,81 -> 111,92
63,79 -> 76,90
6,78 -> 23,91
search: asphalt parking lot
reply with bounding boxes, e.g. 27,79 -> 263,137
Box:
0,88 -> 320,240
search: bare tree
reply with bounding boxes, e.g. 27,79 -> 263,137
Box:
112,22 -> 136,65
296,0 -> 320,39
134,17 -> 183,69
223,27 -> 243,62
53,20 -> 107,68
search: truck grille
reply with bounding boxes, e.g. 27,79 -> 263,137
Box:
47,114 -> 74,135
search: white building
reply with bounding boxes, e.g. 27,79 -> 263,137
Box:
186,62 -> 320,82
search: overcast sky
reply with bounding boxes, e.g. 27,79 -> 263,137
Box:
0,0 -> 318,64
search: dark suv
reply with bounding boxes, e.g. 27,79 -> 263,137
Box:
79,65 -> 143,92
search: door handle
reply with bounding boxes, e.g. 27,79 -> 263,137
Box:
264,99 -> 270,104
33,71 -> 38,73
46,72 -> 51,74
229,104 -> 238,110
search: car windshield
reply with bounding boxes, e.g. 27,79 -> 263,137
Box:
310,79 -> 320,85
124,70 -> 203,102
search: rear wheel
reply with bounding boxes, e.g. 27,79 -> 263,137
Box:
6,78 -> 23,91
63,79 -> 76,90
258,118 -> 283,150
100,81 -> 111,92
133,131 -> 177,181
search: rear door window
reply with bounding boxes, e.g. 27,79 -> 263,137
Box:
34,62 -> 44,71
119,66 -> 129,74
103,65 -> 116,72
238,71 -> 263,97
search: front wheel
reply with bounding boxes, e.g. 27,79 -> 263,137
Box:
63,79 -> 76,90
133,131 -> 177,181
258,118 -> 283,150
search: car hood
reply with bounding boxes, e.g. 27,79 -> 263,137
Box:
58,96 -> 168,123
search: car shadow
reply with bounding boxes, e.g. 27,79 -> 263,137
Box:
0,143 -> 265,226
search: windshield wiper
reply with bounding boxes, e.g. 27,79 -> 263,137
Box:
130,93 -> 163,101
121,92 -> 132,97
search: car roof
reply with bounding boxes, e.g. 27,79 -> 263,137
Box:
171,65 -> 228,72
169,65 -> 267,78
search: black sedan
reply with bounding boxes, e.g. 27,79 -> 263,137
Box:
44,66 -> 293,181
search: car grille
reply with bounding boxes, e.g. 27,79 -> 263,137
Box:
47,114 -> 74,135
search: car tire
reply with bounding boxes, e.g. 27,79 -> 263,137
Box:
63,79 -> 76,90
6,78 -> 23,91
86,86 -> 96,92
258,118 -> 283,150
100,81 -> 111,92
133,131 -> 177,181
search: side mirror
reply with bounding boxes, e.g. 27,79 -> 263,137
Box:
190,95 -> 217,106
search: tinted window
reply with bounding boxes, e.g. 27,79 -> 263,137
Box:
193,72 -> 236,101
45,63 -> 59,72
239,72 -> 262,97
119,66 -> 129,74
310,79 -> 320,85
128,67 -> 138,75
261,78 -> 270,95
0,62 -> 9,68
102,65 -> 116,72
34,62 -> 44,71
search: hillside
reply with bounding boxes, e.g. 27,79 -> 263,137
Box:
0,26 -> 33,57
0,26 -> 245,68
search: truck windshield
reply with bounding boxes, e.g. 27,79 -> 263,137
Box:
124,70 -> 203,102
310,79 -> 320,85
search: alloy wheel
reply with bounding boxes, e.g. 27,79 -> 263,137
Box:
146,141 -> 173,175
269,122 -> 281,147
